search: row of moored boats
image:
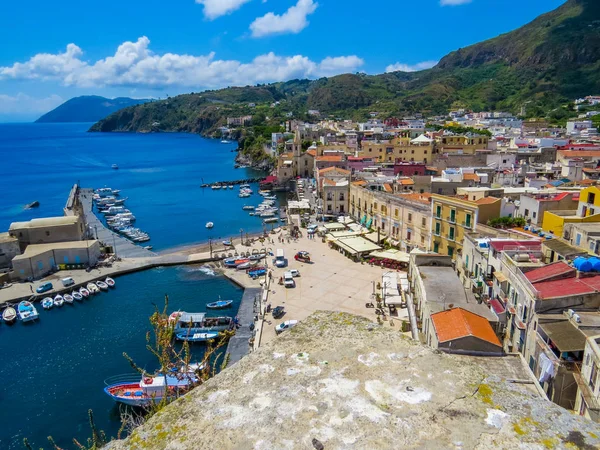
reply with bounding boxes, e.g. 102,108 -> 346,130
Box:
1,277 -> 115,324
243,190 -> 283,224
93,187 -> 151,245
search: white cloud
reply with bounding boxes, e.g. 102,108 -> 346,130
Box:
0,93 -> 64,116
195,0 -> 252,20
385,60 -> 438,73
0,37 -> 364,90
440,0 -> 472,6
250,0 -> 318,38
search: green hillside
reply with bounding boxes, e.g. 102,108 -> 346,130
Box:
91,0 -> 600,134
36,96 -> 149,123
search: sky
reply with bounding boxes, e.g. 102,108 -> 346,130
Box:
0,0 -> 566,121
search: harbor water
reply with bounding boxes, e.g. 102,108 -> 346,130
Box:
0,123 -> 274,448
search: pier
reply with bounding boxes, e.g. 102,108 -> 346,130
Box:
226,287 -> 262,365
200,177 -> 265,188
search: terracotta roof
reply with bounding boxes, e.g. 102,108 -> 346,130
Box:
352,180 -> 367,186
319,167 -> 350,175
399,178 -> 415,185
462,173 -> 480,182
524,261 -> 575,284
279,153 -> 293,159
474,196 -> 500,205
306,149 -> 317,157
431,308 -> 501,346
322,178 -> 336,186
396,192 -> 432,204
383,183 -> 393,193
316,155 -> 343,162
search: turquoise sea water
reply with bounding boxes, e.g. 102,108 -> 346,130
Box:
0,123 -> 267,448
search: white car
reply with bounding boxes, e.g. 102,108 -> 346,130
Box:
289,269 -> 301,277
276,320 -> 299,334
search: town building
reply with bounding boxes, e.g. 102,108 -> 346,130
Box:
0,232 -> 21,270
574,334 -> 600,421
8,216 -> 86,252
226,116 -> 253,127
356,136 -> 435,164
437,133 -> 490,155
542,186 -> 600,237
516,192 -> 579,226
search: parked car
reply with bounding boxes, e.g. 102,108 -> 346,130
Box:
283,272 -> 295,288
295,251 -> 311,263
61,277 -> 75,287
275,320 -> 299,334
272,306 -> 285,319
289,269 -> 301,277
36,282 -> 53,293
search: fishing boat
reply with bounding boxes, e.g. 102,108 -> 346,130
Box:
169,312 -> 234,333
53,295 -> 65,307
205,222 -> 214,229
64,294 -> 74,304
236,261 -> 257,270
96,280 -> 109,291
222,240 -> 232,246
79,287 -> 90,298
175,331 -> 219,342
17,301 -> 39,322
248,268 -> 267,278
223,258 -> 249,268
103,367 -> 200,407
105,277 -> 116,288
87,283 -> 100,294
72,291 -> 83,301
41,297 -> 54,310
248,254 -> 265,261
206,299 -> 233,310
2,305 -> 17,324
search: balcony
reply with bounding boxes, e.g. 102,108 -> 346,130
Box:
447,216 -> 456,224
462,221 -> 473,229
435,213 -> 442,219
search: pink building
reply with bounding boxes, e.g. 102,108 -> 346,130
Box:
394,161 -> 427,176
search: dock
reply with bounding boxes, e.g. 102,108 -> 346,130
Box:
226,287 -> 262,365
79,188 -> 156,258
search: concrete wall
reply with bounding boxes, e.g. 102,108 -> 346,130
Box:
10,217 -> 85,251
0,235 -> 21,269
437,336 -> 503,356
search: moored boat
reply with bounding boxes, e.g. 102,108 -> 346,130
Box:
236,261 -> 257,270
96,280 -> 109,291
17,301 -> 39,322
206,300 -> 233,310
64,294 -> 74,304
223,258 -> 249,268
206,222 -> 214,229
2,305 -> 17,323
72,291 -> 83,301
248,254 -> 265,261
105,277 -> 116,288
53,295 -> 65,307
175,331 -> 219,342
79,287 -> 90,298
242,205 -> 255,211
87,283 -> 100,294
42,297 -> 54,310
169,312 -> 234,333
222,240 -> 232,246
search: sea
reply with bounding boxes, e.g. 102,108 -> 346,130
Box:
0,123 -> 274,449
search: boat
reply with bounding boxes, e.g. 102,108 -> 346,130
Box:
144,246 -> 153,250
211,185 -> 222,190
41,297 -> 54,310
221,140 -> 231,144
87,283 -> 100,294
175,331 -> 219,342
263,218 -> 279,224
103,368 -> 199,407
206,300 -> 233,310
53,295 -> 65,307
222,240 -> 232,246
112,164 -> 119,170
236,261 -> 257,270
96,280 -> 109,291
72,291 -> 83,301
242,205 -> 255,211
64,294 -> 74,304
17,301 -> 39,322
228,185 -> 233,189
223,258 -> 249,268
105,277 -> 116,288
169,312 -> 234,333
206,222 -> 214,229
248,254 -> 265,261
2,305 -> 17,324
238,193 -> 250,198
79,287 -> 90,298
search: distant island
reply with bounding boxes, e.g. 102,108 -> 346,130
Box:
36,95 -> 150,123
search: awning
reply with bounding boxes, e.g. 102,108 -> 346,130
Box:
493,271 -> 508,283
540,321 -> 587,353
364,232 -> 389,244
360,215 -> 367,225
369,249 -> 410,263
365,218 -> 373,229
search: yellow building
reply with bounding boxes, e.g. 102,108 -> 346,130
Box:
430,195 -> 501,259
356,136 -> 435,164
542,186 -> 600,237
437,134 -> 489,155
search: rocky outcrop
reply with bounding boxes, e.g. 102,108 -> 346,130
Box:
107,312 -> 600,449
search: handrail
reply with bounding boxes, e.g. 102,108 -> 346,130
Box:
104,373 -> 142,386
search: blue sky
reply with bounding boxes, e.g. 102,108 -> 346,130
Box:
0,0 -> 565,121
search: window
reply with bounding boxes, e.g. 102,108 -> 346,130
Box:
421,236 -> 425,244
433,242 -> 439,253
422,217 -> 426,227
450,209 -> 456,223
327,193 -> 333,201
339,193 -> 344,201
436,205 -> 442,218
435,222 -> 441,235
45,231 -> 50,236
339,204 -> 344,213
532,212 -> 537,219
524,209 -> 529,216
448,247 -> 454,257
591,363 -> 598,392
576,233 -> 582,246
374,202 -> 378,211
449,227 -> 455,241
408,213 -> 412,223
465,213 -> 472,228
394,208 -> 399,218
589,192 -> 596,205
407,231 -> 411,240
327,204 -> 332,211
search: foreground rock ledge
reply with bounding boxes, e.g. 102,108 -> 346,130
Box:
108,311 -> 600,450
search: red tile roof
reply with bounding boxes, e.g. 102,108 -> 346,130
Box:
462,173 -> 480,182
489,240 -> 541,252
319,167 -> 350,175
431,308 -> 501,346
316,155 -> 343,162
306,149 -> 317,157
383,183 -> 393,193
489,299 -> 506,315
474,196 -> 500,205
396,192 -> 432,204
524,261 -> 575,284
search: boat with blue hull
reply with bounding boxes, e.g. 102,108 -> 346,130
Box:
206,300 -> 233,310
175,331 -> 220,342
169,312 -> 234,334
17,301 -> 39,322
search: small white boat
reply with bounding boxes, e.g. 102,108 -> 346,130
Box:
79,287 -> 90,298
228,185 -> 233,189
64,294 -> 74,304
242,205 -> 255,211
87,283 -> 100,294
105,277 -> 116,288
41,297 -> 54,310
221,140 -> 231,144
96,280 -> 109,291
206,222 -> 214,229
211,185 -> 222,190
2,306 -> 17,323
53,295 -> 65,307
17,301 -> 39,322
112,164 -> 119,170
72,291 -> 83,301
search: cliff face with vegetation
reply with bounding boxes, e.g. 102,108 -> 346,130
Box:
106,311 -> 600,450
36,96 -> 149,123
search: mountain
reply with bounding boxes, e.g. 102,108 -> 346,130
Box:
91,0 -> 600,133
36,96 -> 150,123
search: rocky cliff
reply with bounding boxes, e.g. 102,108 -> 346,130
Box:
106,311 -> 600,450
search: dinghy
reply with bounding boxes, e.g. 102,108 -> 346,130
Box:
72,291 -> 83,301
87,283 -> 99,294
175,331 -> 219,342
206,300 -> 233,310
79,287 -> 90,298
105,277 -> 116,288
64,294 -> 74,304
2,305 -> 17,323
96,280 -> 109,291
18,301 -> 39,322
41,297 -> 54,310
53,295 -> 65,307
